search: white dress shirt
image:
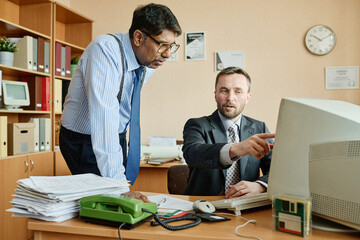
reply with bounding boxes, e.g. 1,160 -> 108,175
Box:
218,111 -> 267,188
61,33 -> 155,182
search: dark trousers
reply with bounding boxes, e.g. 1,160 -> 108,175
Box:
59,126 -> 127,176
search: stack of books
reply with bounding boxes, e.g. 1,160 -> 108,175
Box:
7,173 -> 129,222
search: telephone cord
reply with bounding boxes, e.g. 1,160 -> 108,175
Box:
117,222 -> 126,240
142,208 -> 201,231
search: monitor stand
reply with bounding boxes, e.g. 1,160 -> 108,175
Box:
3,106 -> 23,110
312,215 -> 360,233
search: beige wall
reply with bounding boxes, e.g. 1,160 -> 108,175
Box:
69,0 -> 360,143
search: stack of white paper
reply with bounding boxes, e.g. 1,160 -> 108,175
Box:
7,173 -> 129,222
141,145 -> 183,160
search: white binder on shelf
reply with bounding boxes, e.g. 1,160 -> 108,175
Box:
0,116 -> 7,157
54,79 -> 63,113
45,118 -> 51,151
0,69 -> 2,108
32,37 -> 38,71
13,36 -> 33,70
44,41 -> 50,73
39,118 -> 45,152
29,118 -> 39,152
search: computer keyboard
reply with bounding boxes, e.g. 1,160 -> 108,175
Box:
210,192 -> 272,216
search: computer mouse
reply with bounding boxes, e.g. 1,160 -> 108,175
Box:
193,200 -> 216,213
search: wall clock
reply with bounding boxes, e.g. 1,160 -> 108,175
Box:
305,25 -> 336,55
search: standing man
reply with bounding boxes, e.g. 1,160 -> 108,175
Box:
60,3 -> 182,201
182,67 -> 274,198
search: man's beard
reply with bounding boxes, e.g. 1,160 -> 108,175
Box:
218,102 -> 242,120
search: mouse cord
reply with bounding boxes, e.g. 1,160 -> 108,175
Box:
142,208 -> 201,231
117,222 -> 126,240
216,212 -> 262,240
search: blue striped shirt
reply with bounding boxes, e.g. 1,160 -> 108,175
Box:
61,33 -> 155,182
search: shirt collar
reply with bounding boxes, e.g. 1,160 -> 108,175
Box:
218,110 -> 242,132
121,33 -> 141,72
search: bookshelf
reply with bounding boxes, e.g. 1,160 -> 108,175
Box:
52,2 -> 93,175
0,0 -> 93,239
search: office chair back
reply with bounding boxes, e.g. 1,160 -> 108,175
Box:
167,165 -> 189,194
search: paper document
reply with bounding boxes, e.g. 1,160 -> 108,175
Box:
9,173 -> 129,222
148,194 -> 194,211
24,173 -> 128,194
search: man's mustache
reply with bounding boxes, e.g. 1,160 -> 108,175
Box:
153,58 -> 167,62
223,102 -> 236,107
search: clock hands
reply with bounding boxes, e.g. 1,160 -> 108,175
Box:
320,34 -> 333,41
310,34 -> 322,41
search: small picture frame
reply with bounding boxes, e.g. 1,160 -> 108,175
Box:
185,32 -> 205,61
215,51 -> 244,72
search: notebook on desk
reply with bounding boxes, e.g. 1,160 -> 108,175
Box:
145,158 -> 176,165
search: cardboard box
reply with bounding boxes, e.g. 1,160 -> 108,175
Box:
8,122 -> 35,155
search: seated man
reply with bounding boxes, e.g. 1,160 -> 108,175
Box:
182,67 -> 275,198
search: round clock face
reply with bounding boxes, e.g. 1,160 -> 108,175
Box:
305,25 -> 336,55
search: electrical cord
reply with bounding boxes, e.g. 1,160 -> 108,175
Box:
216,212 -> 262,240
117,222 -> 126,240
142,208 -> 201,231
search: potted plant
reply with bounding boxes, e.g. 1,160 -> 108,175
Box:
0,36 -> 18,66
70,56 -> 80,77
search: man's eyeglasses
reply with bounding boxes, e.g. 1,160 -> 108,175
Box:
142,31 -> 180,54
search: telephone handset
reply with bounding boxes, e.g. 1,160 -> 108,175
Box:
80,194 -> 202,232
80,194 -> 157,226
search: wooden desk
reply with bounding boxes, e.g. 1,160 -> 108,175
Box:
130,160 -> 184,193
28,194 -> 360,240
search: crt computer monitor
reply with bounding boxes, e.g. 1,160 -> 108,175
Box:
1,80 -> 30,110
268,97 -> 360,230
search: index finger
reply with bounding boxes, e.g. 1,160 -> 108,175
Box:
141,195 -> 150,202
256,133 -> 275,139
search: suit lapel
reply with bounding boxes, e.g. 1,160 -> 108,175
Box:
209,111 -> 227,143
239,115 -> 254,177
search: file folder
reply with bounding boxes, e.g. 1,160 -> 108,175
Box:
29,118 -> 39,152
45,118 -> 51,151
0,116 -> 7,157
13,36 -> 33,70
54,79 -> 62,113
39,118 -> 45,152
44,41 -> 50,74
61,46 -> 66,76
0,69 -> 2,108
41,77 -> 50,111
21,76 -> 42,111
37,37 -> 45,72
32,37 -> 38,71
55,42 -> 62,76
65,46 -> 71,77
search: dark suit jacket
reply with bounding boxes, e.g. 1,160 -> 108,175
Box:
182,110 -> 273,196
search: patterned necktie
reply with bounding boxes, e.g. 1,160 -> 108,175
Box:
225,124 -> 240,192
126,66 -> 146,185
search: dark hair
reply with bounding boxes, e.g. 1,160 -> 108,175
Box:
129,3 -> 182,38
215,67 -> 252,92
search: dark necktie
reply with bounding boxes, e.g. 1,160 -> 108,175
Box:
225,124 -> 240,192
126,66 -> 146,185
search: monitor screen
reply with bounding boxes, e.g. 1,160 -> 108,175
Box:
267,98 -> 360,230
1,80 -> 30,110
6,84 -> 27,100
